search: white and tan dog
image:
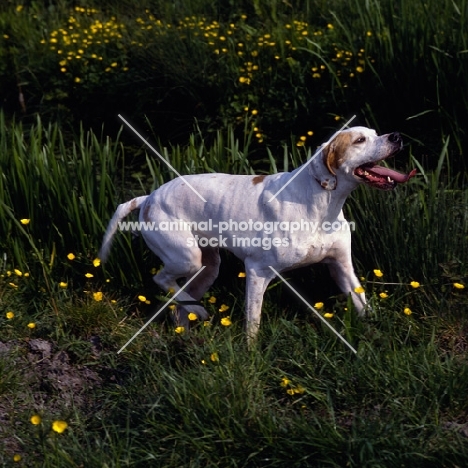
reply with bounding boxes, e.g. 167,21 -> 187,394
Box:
99,127 -> 416,343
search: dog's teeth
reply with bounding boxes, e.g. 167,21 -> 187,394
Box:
387,176 -> 393,183
363,171 -> 369,176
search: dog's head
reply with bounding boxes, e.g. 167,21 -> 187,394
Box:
314,126 -> 416,191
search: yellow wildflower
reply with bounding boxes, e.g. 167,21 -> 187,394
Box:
93,258 -> 101,267
220,317 -> 232,326
6,311 -> 14,319
219,304 -> 229,312
354,286 -> 365,294
210,352 -> 219,362
208,296 -> 217,304
138,295 -> 147,302
85,273 -> 94,278
280,377 -> 291,387
174,326 -> 185,334
453,283 -> 465,289
13,454 -> 22,462
59,282 -> 67,288
373,269 -> 383,277
404,307 -> 412,316
27,322 -> 36,329
410,281 -> 420,289
20,218 -> 30,225
52,420 -> 68,433
314,302 -> 324,309
238,272 -> 246,278
67,253 -> 75,260
30,414 -> 41,425
14,269 -> 22,276
188,313 -> 198,321
379,292 -> 388,299
93,291 -> 103,301
324,313 -> 334,319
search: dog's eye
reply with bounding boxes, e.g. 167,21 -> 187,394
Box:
354,137 -> 366,144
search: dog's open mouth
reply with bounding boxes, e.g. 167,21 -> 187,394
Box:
354,163 -> 417,190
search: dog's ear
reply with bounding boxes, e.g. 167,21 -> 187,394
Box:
308,144 -> 337,191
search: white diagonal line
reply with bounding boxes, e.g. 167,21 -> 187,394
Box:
267,115 -> 356,202
268,266 -> 357,354
117,266 -> 206,354
118,114 -> 207,202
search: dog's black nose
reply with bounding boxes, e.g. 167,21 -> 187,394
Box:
388,132 -> 402,144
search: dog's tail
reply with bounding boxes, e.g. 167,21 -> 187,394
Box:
98,195 -> 149,262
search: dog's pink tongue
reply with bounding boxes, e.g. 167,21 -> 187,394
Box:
370,166 -> 417,183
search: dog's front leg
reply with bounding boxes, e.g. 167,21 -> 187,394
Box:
244,264 -> 276,347
326,260 -> 367,316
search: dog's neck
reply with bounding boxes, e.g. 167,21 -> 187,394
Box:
292,162 -> 359,223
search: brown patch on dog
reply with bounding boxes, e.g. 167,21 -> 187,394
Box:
323,132 -> 354,175
142,203 -> 151,222
252,175 -> 266,185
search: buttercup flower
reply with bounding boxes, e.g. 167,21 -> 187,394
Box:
59,282 -> 67,288
93,291 -> 103,301
410,281 -> 420,289
210,352 -> 219,362
404,307 -> 412,316
208,296 -> 217,304
219,304 -> 229,312
324,313 -> 334,319
67,253 -> 75,260
93,258 -> 101,267
238,272 -> 246,278
453,283 -> 465,289
52,420 -> 68,433
138,295 -> 147,302
6,311 -> 14,320
314,302 -> 324,309
373,269 -> 383,277
379,292 -> 388,299
174,326 -> 185,334
30,414 -> 41,425
85,273 -> 94,278
20,218 -> 30,225
27,322 -> 36,329
354,286 -> 365,294
188,313 -> 198,321
220,317 -> 232,326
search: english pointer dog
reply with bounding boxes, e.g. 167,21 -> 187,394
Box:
99,127 -> 416,344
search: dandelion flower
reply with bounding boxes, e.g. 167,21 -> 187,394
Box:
280,377 -> 291,387
20,218 -> 30,225
410,281 -> 420,289
174,326 -> 185,334
238,272 -> 246,278
93,291 -> 103,301
93,258 -> 101,267
324,313 -> 334,319
27,322 -> 36,329
453,283 -> 465,289
404,307 -> 412,316
67,253 -> 75,260
314,302 -> 324,309
220,317 -> 232,326
6,311 -> 14,320
52,420 -> 68,433
188,312 -> 198,321
30,414 -> 42,425
354,286 -> 365,294
219,304 -> 229,312
373,269 -> 383,277
379,292 -> 388,299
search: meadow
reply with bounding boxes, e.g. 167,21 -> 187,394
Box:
1,0 -> 468,466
